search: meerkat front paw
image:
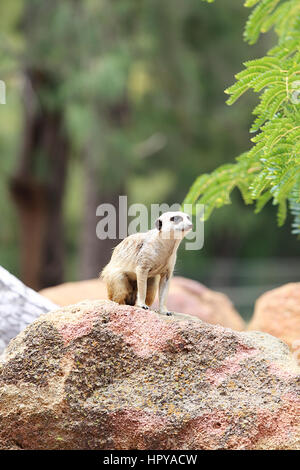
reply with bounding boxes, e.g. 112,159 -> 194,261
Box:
136,303 -> 149,310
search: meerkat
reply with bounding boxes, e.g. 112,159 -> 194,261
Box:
101,211 -> 193,315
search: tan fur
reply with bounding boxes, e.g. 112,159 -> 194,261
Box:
101,211 -> 192,314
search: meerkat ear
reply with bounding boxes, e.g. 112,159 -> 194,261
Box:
155,217 -> 162,231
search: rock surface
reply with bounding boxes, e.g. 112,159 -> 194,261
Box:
40,276 -> 245,330
0,300 -> 299,450
248,283 -> 300,349
0,266 -> 57,353
154,277 -> 245,330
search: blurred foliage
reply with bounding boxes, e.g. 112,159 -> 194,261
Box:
185,0 -> 300,235
0,0 -> 299,287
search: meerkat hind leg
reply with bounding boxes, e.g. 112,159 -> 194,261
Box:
125,278 -> 137,306
107,274 -> 136,306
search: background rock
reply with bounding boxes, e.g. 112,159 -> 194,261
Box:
248,283 -> 300,349
39,278 -> 107,305
40,276 -> 245,330
154,277 -> 245,330
0,300 -> 299,450
0,266 -> 57,353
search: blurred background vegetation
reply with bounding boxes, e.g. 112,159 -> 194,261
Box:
0,0 -> 299,320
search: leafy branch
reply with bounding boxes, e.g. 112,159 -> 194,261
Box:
184,0 -> 300,234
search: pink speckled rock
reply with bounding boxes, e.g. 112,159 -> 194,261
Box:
248,283 -> 300,349
0,300 -> 299,450
40,276 -> 245,331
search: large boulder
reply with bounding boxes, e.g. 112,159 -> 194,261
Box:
0,300 -> 299,450
248,283 -> 300,349
40,276 -> 245,330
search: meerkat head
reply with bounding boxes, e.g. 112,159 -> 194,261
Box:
155,211 -> 193,240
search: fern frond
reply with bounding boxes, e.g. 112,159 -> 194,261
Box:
289,183 -> 300,234
277,198 -> 287,226
245,0 -> 281,44
254,190 -> 272,212
187,0 -> 300,236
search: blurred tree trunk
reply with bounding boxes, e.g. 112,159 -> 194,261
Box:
79,156 -> 122,279
79,102 -> 129,280
10,69 -> 69,290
